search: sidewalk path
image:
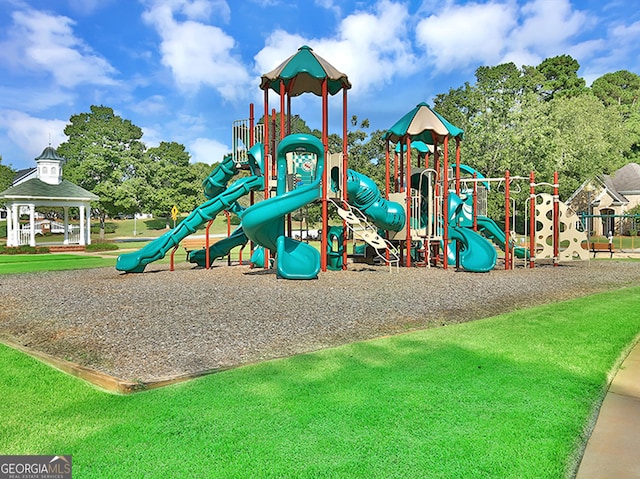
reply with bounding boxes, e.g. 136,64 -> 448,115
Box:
576,340 -> 640,478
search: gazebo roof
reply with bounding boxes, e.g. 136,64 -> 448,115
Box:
260,45 -> 351,97
35,146 -> 65,162
0,178 -> 98,201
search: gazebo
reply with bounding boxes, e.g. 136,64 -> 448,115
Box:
1,146 -> 98,248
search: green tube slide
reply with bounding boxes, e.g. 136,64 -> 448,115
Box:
116,148 -> 263,273
337,169 -> 405,232
242,134 -> 324,280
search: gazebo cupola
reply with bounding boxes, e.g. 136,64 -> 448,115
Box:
35,146 -> 64,185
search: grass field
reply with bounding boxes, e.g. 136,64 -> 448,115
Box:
1,286 -> 639,478
0,253 -> 115,274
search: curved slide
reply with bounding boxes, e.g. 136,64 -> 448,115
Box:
477,216 -> 528,259
448,225 -> 497,273
116,175 -> 263,273
188,226 -> 249,268
242,134 -> 323,280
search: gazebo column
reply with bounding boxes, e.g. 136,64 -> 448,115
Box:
63,206 -> 70,244
85,204 -> 92,245
6,204 -> 15,246
29,204 -> 36,247
79,205 -> 86,245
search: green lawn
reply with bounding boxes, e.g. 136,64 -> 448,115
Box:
1,287 -> 639,478
0,254 -> 115,274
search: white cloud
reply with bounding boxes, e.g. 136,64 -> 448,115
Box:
254,1 -> 418,95
416,0 -> 594,73
510,0 -> 588,54
189,137 -> 230,164
142,0 -> 250,98
0,110 -> 68,159
416,1 -> 517,72
140,125 -> 164,148
0,8 -> 118,88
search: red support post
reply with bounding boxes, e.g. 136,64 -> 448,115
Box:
504,170 -> 511,270
249,103 -> 255,147
473,173 -> 478,232
441,137 -> 448,270
170,244 -> 178,271
205,219 -> 214,269
320,78 -> 328,273
455,137 -> 461,196
553,171 -> 559,267
529,171 -> 535,269
405,136 -> 412,267
342,87 -> 348,270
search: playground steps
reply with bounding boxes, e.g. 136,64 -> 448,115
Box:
331,199 -> 400,271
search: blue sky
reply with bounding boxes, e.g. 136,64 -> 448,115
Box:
1,0 -> 639,171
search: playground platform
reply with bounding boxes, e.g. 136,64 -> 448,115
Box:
576,339 -> 640,478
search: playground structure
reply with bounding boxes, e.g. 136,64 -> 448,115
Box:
116,46 -> 589,278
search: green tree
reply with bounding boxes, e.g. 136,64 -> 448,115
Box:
591,70 -> 640,109
0,156 -> 14,194
535,55 -> 587,100
57,105 -> 145,238
136,141 -> 201,217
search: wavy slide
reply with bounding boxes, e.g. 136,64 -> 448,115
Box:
116,152 -> 263,273
188,226 -> 249,267
447,226 -> 498,273
477,216 -> 529,259
242,134 -> 323,280
445,191 -> 497,272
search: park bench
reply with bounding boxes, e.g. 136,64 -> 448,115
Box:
181,236 -> 216,253
169,236 -> 220,271
590,242 -> 613,258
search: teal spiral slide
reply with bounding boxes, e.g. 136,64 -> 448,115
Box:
242,134 -> 324,280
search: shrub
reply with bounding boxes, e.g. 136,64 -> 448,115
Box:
144,217 -> 171,230
86,242 -> 119,252
0,245 -> 50,254
90,222 -> 117,234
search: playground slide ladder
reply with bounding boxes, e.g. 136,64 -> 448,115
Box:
330,199 -> 400,272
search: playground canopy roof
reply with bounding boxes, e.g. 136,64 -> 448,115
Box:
385,102 -> 464,144
260,45 -> 352,97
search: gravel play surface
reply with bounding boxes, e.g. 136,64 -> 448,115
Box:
2,260 -> 640,383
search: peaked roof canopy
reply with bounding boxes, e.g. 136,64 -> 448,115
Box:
260,45 -> 352,97
385,102 -> 464,144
